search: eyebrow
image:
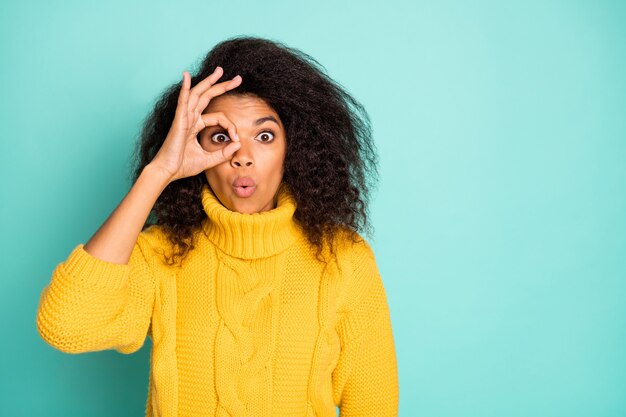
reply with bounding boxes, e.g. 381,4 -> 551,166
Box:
255,116 -> 280,126
206,115 -> 280,133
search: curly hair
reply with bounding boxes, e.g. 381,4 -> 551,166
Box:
130,35 -> 379,265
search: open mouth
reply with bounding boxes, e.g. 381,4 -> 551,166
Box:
233,184 -> 256,198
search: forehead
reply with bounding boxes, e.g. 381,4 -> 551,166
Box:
205,94 -> 279,119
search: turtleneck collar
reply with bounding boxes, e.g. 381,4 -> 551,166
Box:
200,183 -> 302,259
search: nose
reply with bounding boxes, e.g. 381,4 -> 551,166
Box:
230,140 -> 253,168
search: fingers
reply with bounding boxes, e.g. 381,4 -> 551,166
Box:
174,71 -> 191,127
187,67 -> 242,117
198,112 -> 240,143
204,141 -> 241,168
181,68 -> 242,139
194,75 -> 242,116
191,66 -> 224,97
221,141 -> 241,159
186,66 -> 224,112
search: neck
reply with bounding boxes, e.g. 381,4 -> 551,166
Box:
200,183 -> 301,259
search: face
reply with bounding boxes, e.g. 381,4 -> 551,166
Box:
198,94 -> 287,214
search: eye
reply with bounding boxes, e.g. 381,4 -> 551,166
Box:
210,132 -> 231,144
257,130 -> 275,143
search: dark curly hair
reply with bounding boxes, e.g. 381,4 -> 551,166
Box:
130,35 -> 379,265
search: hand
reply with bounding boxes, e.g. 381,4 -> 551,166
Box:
150,66 -> 243,182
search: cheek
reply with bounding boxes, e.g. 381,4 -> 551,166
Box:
269,141 -> 287,166
205,166 -> 228,188
263,148 -> 286,177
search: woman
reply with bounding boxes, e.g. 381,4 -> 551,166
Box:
36,36 -> 399,417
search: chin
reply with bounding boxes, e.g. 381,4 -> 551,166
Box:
230,204 -> 252,214
226,199 -> 256,214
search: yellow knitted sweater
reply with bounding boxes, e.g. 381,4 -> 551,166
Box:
36,183 -> 399,417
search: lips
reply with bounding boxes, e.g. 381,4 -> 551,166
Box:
232,177 -> 257,198
233,177 -> 256,187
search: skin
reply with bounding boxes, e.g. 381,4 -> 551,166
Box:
82,67 -> 245,265
198,93 -> 287,214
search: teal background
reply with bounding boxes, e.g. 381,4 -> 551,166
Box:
1,0 -> 625,416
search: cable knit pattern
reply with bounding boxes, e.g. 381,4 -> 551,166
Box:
35,183 -> 399,417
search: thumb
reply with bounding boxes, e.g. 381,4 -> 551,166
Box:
222,141 -> 241,159
204,141 -> 241,169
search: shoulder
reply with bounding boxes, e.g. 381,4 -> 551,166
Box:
136,225 -> 175,267
332,229 -> 382,314
333,228 -> 377,272
137,224 -> 169,249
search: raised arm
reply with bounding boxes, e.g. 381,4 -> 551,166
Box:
35,68 -> 245,354
82,68 -> 243,265
35,163 -> 171,354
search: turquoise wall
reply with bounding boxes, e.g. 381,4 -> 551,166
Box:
1,0 -> 625,416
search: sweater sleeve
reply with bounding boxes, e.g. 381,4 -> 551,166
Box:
35,231 -> 158,355
332,238 -> 399,417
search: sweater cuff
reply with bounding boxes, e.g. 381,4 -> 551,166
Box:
62,244 -> 131,292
